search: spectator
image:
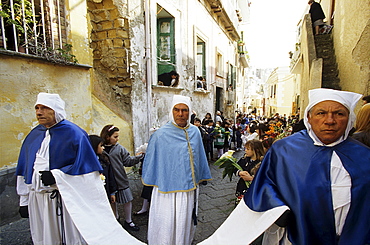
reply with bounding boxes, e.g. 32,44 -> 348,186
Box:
202,112 -> 212,125
215,111 -> 222,124
158,70 -> 179,86
361,95 -> 370,105
308,0 -> 326,35
89,135 -> 118,211
352,103 -> 370,147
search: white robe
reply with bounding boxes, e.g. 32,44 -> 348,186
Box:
17,130 -> 144,245
148,187 -> 197,245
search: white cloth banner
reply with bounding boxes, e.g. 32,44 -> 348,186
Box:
52,169 -> 144,245
199,201 -> 289,245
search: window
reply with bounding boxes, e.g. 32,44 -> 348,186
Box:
195,37 -> 207,91
0,0 -> 67,55
157,5 -> 177,86
216,52 -> 223,77
228,64 -> 236,89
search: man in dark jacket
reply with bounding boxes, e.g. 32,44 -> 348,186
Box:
308,0 -> 326,35
158,70 -> 179,86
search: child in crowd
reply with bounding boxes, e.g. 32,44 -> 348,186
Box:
204,119 -> 215,160
223,121 -> 232,153
213,121 -> 225,158
100,125 -> 144,231
262,137 -> 275,153
234,139 -> 265,201
235,126 -> 243,151
194,118 -> 207,150
88,135 -> 117,209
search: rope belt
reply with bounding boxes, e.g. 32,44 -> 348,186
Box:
50,190 -> 66,245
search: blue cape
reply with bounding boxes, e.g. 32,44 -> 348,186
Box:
244,130 -> 370,244
142,122 -> 212,193
16,120 -> 102,184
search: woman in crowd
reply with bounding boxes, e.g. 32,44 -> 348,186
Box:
352,103 -> 370,147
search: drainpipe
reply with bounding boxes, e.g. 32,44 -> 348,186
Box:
145,0 -> 153,139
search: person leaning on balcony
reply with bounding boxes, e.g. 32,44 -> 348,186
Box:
308,0 -> 326,35
158,70 -> 179,86
16,92 -> 143,245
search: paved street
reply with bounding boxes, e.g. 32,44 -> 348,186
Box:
0,150 -> 244,244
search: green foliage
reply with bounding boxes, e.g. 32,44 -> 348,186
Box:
56,44 -> 78,63
27,42 -> 79,64
0,0 -> 35,34
214,150 -> 251,188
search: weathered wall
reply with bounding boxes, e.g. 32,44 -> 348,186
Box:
0,55 -> 93,170
277,73 -> 296,116
88,0 -> 132,122
331,0 -> 370,101
0,55 -> 93,224
66,0 -> 94,66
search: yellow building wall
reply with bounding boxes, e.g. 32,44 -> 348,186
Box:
331,0 -> 370,97
0,56 -> 93,170
0,0 -> 135,170
66,0 -> 94,66
277,74 -> 296,116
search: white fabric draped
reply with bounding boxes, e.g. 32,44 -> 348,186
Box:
199,201 -> 288,245
148,187 -> 197,245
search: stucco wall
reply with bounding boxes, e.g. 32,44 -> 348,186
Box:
331,0 -> 370,99
0,55 -> 93,170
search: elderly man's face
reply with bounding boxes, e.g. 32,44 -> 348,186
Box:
35,104 -> 57,128
173,103 -> 189,127
308,100 -> 349,144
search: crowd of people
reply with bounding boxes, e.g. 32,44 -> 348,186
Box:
190,109 -> 304,162
15,90 -> 370,245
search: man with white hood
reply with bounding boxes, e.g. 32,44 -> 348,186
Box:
200,88 -> 370,245
16,92 -> 143,245
142,94 -> 212,245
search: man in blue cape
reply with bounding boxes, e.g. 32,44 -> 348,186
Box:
16,92 -> 143,245
142,95 -> 212,245
200,88 -> 370,245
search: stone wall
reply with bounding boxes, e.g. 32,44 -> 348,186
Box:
88,0 -> 132,122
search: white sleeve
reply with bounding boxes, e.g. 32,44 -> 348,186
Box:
16,176 -> 30,206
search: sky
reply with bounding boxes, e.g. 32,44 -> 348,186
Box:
244,0 -> 309,68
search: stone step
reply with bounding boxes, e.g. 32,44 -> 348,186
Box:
314,33 -> 341,90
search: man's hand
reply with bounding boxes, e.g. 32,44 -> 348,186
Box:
19,206 -> 29,218
40,171 -> 56,186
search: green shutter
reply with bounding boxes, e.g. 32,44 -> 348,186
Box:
157,18 -> 176,75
